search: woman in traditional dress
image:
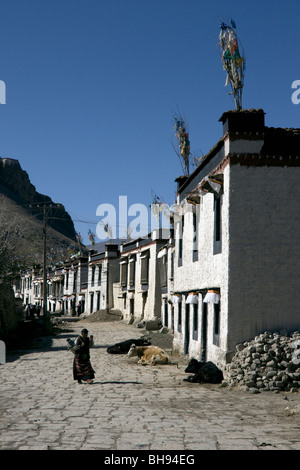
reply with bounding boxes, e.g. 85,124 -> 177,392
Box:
73,328 -> 95,384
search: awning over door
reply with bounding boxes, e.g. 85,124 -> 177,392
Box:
203,289 -> 220,304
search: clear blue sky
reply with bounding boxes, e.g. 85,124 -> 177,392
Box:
0,0 -> 299,245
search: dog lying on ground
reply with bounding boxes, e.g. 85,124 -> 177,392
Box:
107,337 -> 151,354
184,358 -> 223,383
127,344 -> 170,365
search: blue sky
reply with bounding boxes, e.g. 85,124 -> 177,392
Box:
0,0 -> 299,245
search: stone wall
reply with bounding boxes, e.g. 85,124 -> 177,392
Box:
223,330 -> 300,393
0,286 -> 23,337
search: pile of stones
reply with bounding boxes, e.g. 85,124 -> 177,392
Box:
222,331 -> 300,393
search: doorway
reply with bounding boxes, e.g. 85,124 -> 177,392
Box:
184,304 -> 190,355
201,300 -> 208,361
130,298 -> 134,317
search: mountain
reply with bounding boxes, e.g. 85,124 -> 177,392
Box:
0,157 -> 77,241
0,158 -> 81,270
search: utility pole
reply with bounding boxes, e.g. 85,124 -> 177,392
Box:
41,202 -> 64,333
43,204 -> 51,333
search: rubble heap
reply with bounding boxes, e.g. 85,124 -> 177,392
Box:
223,331 -> 300,393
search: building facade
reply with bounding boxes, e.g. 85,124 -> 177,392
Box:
157,235 -> 175,331
86,243 -> 120,315
15,109 -> 300,372
171,109 -> 300,368
118,229 -> 170,323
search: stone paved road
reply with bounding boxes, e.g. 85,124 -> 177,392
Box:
1,319 -> 300,451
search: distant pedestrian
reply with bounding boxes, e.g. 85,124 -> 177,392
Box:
73,328 -> 95,384
36,304 -> 41,318
29,304 -> 35,320
76,303 -> 81,316
25,304 -> 30,320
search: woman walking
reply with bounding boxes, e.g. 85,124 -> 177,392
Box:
73,328 -> 95,384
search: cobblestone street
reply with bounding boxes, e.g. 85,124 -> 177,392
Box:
1,319 -> 300,451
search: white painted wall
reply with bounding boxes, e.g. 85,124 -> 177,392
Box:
227,163 -> 300,351
173,159 -> 300,367
118,231 -> 170,323
172,164 -> 230,367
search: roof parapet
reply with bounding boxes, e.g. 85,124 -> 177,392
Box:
219,109 -> 265,136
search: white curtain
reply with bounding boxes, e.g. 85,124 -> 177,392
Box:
203,290 -> 220,304
186,293 -> 198,304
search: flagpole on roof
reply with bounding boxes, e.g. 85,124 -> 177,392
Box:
218,19 -> 246,110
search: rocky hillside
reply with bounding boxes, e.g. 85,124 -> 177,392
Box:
0,158 -> 76,241
0,194 -> 79,270
0,158 -> 81,272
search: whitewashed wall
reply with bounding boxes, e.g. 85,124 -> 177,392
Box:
172,164 -> 230,367
118,231 -> 170,323
227,163 -> 300,350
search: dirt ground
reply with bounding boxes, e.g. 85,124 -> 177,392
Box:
82,311 -> 176,354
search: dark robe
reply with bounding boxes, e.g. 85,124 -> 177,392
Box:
73,335 -> 95,381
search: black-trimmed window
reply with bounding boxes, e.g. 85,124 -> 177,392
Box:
213,194 -> 222,254
213,302 -> 220,346
120,260 -> 128,287
140,250 -> 150,285
192,303 -> 198,340
90,292 -> 94,314
201,300 -> 208,361
193,211 -> 199,262
91,265 -> 95,286
164,300 -> 168,327
129,256 -> 136,288
178,216 -> 184,266
178,302 -> 182,332
158,253 -> 167,288
98,264 -> 102,286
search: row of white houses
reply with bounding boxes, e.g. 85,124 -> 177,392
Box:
17,230 -> 171,321
16,109 -> 300,369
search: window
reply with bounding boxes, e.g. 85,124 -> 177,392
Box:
201,300 -> 208,361
214,194 -> 222,254
178,216 -> 184,266
213,302 -> 220,346
98,264 -> 102,286
158,254 -> 167,288
74,270 -> 77,293
192,303 -> 198,340
140,250 -> 150,285
120,261 -> 128,287
170,252 -> 174,279
91,265 -> 95,286
164,300 -> 168,327
178,302 -> 182,332
90,292 -> 94,314
193,212 -> 198,262
129,257 -> 136,288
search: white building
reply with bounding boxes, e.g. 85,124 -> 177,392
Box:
19,256 -> 88,316
157,234 -> 175,330
172,109 -> 300,369
86,243 -> 120,315
61,257 -> 88,315
118,230 -> 170,323
20,267 -> 39,306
